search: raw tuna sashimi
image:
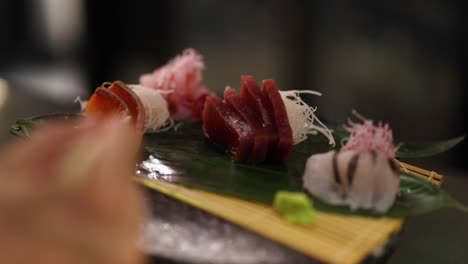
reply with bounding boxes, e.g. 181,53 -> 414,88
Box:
239,75 -> 272,127
202,95 -> 254,162
261,79 -> 293,161
239,76 -> 279,160
202,76 -> 294,164
224,88 -> 270,164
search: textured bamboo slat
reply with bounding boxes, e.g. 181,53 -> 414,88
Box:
399,162 -> 443,187
137,164 -> 442,264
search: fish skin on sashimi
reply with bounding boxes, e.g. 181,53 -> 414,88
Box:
202,95 -> 253,162
107,81 -> 145,134
85,87 -> 129,117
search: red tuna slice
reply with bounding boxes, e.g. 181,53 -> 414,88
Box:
239,76 -> 278,158
224,88 -> 258,124
224,88 -> 270,164
239,76 -> 272,127
261,79 -> 293,161
202,95 -> 253,162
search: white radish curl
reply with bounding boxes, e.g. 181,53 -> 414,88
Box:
280,90 -> 335,146
129,85 -> 174,133
74,96 -> 88,112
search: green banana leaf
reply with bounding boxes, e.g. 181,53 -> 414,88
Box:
330,127 -> 464,159
10,113 -> 81,137
11,114 -> 468,217
139,122 -> 467,217
396,135 -> 465,158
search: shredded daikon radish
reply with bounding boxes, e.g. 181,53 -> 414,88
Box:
129,85 -> 174,133
74,96 -> 88,112
341,110 -> 397,158
280,90 -> 335,146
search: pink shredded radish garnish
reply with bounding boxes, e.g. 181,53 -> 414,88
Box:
139,49 -> 213,121
341,111 -> 397,158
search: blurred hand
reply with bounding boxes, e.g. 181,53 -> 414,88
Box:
0,117 -> 146,264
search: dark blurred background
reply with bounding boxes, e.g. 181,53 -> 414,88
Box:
0,1 -> 467,263
1,1 -> 466,162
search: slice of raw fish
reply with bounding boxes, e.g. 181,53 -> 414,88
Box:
372,156 -> 399,213
239,76 -> 273,127
345,152 -> 375,210
202,95 -> 253,162
224,88 -> 270,163
335,150 -> 357,192
85,87 -> 129,117
239,76 -> 278,160
302,151 -> 347,206
303,150 -> 400,213
261,79 -> 293,161
107,81 -> 145,134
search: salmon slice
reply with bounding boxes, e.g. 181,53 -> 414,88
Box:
202,95 -> 253,162
85,87 -> 129,117
262,79 -> 293,161
107,81 -> 145,134
224,88 -> 270,164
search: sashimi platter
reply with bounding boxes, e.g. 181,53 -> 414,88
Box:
11,49 -> 467,263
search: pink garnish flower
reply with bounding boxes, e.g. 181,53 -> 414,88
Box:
140,49 -> 213,121
341,111 -> 397,158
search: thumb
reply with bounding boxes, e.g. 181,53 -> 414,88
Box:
45,117 -> 145,263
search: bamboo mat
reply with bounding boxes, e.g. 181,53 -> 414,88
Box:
137,164 -> 442,264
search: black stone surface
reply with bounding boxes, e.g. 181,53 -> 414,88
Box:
141,188 -> 317,264
140,187 -> 405,264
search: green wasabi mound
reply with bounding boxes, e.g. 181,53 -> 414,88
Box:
273,191 -> 315,225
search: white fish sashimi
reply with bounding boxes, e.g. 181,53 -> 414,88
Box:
372,157 -> 400,213
335,150 -> 356,192
303,151 -> 347,206
303,150 -> 399,213
345,151 -> 374,211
